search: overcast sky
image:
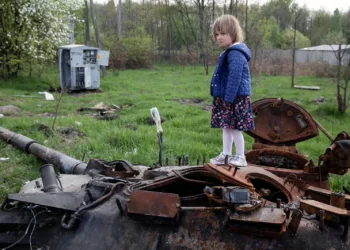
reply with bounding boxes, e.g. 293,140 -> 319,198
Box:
257,0 -> 350,12
94,0 -> 350,13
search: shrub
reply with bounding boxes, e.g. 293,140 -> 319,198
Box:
109,31 -> 153,70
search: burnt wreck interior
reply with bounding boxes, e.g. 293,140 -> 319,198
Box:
0,98 -> 350,250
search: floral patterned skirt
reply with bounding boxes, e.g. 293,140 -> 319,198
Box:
210,96 -> 255,131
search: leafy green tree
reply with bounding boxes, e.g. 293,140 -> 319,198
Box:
280,28 -> 311,49
0,0 -> 84,78
341,8 -> 350,43
260,0 -> 293,31
331,8 -> 342,34
264,16 -> 281,48
97,0 -> 118,35
310,10 -> 331,45
294,5 -> 310,36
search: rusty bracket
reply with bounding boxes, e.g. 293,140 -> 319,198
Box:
127,190 -> 180,225
288,209 -> 302,235
300,199 -> 350,241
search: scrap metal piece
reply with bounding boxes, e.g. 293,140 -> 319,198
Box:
243,98 -> 347,191
288,209 -> 302,235
204,163 -> 297,203
85,159 -> 139,178
319,210 -> 325,231
300,199 -> 350,241
284,207 -> 290,218
234,202 -> 262,213
246,98 -> 318,145
228,207 -> 287,237
222,187 -> 250,204
203,186 -> 262,213
127,190 -> 180,224
318,132 -> 350,175
6,192 -> 85,211
246,151 -> 331,191
139,167 -> 222,206
330,192 -> 346,209
305,185 -> 350,210
300,199 -> 350,220
203,163 -> 254,189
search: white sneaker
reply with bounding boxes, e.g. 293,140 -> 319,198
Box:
230,154 -> 248,167
210,152 -> 231,164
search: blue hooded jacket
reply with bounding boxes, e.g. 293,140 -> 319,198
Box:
210,43 -> 251,103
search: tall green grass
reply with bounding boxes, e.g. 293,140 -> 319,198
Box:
0,65 -> 349,199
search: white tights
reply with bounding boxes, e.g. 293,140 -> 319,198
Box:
222,128 -> 245,156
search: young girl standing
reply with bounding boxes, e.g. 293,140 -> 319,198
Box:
209,15 -> 255,167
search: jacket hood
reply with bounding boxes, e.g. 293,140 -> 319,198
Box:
228,43 -> 251,62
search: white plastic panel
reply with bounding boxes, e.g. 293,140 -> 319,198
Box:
97,50 -> 110,66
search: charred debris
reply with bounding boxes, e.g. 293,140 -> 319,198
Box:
0,98 -> 350,250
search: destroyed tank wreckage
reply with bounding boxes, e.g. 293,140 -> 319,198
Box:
0,98 -> 350,250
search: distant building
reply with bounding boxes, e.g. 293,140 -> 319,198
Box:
296,44 -> 350,65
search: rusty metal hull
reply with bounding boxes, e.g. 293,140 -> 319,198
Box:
0,169 -> 349,250
247,98 -> 319,145
204,163 -> 301,202
3,195 -> 348,250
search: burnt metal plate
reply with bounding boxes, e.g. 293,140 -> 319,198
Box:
306,186 -> 350,210
203,163 -> 254,189
230,207 -> 286,224
300,199 -> 350,217
85,159 -> 139,178
7,192 -> 85,211
246,98 -> 318,145
127,190 -> 180,218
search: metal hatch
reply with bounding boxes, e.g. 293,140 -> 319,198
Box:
246,98 -> 318,145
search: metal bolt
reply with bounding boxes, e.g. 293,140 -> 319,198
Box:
277,199 -> 281,208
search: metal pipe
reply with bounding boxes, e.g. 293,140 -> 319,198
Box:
312,117 -> 334,141
0,127 -> 87,174
40,164 -> 62,193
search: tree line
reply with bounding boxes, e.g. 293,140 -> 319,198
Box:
82,0 -> 350,68
1,0 -> 350,78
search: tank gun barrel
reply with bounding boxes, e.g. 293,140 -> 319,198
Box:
0,126 -> 87,174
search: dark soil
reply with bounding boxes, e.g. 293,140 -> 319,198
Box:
58,126 -> 86,140
174,98 -> 212,111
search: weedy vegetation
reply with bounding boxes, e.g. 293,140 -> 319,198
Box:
0,65 -> 349,200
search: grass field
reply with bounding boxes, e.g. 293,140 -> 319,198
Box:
0,64 -> 349,200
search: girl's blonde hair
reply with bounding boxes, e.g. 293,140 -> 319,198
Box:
212,15 -> 244,43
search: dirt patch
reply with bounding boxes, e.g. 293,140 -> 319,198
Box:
144,116 -> 156,125
174,98 -> 212,112
30,123 -> 55,137
96,114 -> 120,120
0,105 -> 20,116
313,96 -> 327,104
143,116 -> 167,126
77,102 -> 132,121
58,127 -> 86,140
125,124 -> 137,131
